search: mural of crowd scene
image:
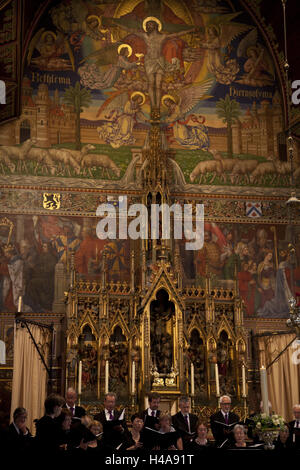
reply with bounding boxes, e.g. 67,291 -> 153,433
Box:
0,214 -> 130,313
0,0 -> 298,188
179,222 -> 300,318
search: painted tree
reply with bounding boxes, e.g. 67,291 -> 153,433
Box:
63,82 -> 92,150
216,94 -> 241,158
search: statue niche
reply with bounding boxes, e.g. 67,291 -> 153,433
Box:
109,326 -> 129,400
217,330 -> 235,396
150,289 -> 175,376
187,329 -> 206,397
78,325 -> 98,400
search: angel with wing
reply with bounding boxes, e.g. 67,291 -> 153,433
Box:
236,29 -> 275,87
28,29 -> 74,71
97,91 -> 149,148
199,13 -> 252,85
161,78 -> 213,150
78,43 -> 138,90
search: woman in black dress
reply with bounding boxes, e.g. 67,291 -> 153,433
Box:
119,414 -> 144,451
156,414 -> 183,450
186,422 -> 213,451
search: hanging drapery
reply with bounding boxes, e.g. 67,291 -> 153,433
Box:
10,323 -> 51,434
258,333 -> 300,421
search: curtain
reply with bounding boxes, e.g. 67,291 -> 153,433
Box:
258,333 -> 300,421
10,323 -> 50,434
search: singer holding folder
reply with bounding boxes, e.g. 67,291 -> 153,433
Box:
94,392 -> 128,450
210,395 -> 240,447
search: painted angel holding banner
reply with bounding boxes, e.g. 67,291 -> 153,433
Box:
161,78 -> 213,150
97,91 -> 148,148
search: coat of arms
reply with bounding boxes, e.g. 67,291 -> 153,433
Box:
43,193 -> 61,210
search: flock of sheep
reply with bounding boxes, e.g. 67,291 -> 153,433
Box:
189,148 -> 300,185
0,139 -> 298,186
0,138 -> 121,178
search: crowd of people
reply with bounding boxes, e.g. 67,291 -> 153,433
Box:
2,390 -> 300,458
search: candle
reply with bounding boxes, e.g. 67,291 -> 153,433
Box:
18,296 -> 22,313
191,363 -> 195,396
215,363 -> 220,396
132,361 -> 135,395
105,360 -> 109,394
78,360 -> 82,395
260,365 -> 269,415
242,364 -> 246,397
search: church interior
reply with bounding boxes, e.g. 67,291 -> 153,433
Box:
0,0 -> 300,457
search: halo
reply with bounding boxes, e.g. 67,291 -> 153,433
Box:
41,31 -> 57,43
206,24 -> 220,36
142,16 -> 162,32
246,46 -> 257,57
131,91 -> 146,105
161,94 -> 177,107
117,43 -> 132,57
86,15 -> 102,28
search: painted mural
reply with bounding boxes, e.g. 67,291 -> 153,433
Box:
179,221 -> 300,318
0,0 -> 298,190
0,212 -> 299,318
0,214 -> 130,313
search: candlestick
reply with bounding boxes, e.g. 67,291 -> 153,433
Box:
191,363 -> 195,396
242,364 -> 247,397
260,365 -> 269,415
132,360 -> 135,395
78,360 -> 82,395
18,296 -> 22,313
215,363 -> 220,396
105,360 -> 109,394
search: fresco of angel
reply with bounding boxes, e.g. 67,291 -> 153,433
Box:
161,78 -> 212,150
97,91 -> 149,148
199,13 -> 253,85
236,29 -> 275,87
78,43 -> 138,90
27,29 -> 74,71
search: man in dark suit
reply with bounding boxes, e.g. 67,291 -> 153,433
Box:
288,404 -> 300,448
210,395 -> 240,447
94,392 -> 128,450
4,407 -> 32,455
64,387 -> 86,420
142,392 -> 161,430
172,396 -> 198,449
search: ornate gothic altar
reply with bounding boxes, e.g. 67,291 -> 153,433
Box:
64,108 -> 248,418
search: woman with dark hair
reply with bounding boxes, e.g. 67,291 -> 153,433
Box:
186,422 -> 213,451
118,414 -> 144,451
35,393 -> 65,453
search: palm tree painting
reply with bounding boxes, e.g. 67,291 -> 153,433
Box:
63,82 -> 92,150
216,94 -> 241,158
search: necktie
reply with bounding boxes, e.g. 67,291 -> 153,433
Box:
151,410 -> 155,417
225,413 -> 229,425
70,407 -> 74,416
109,411 -> 114,420
184,414 -> 189,430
